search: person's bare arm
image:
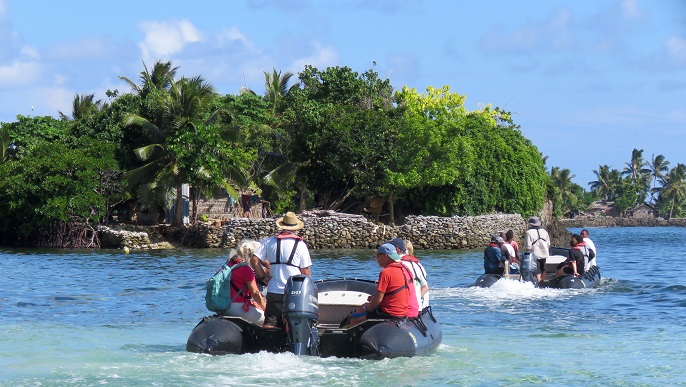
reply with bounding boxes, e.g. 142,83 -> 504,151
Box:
246,279 -> 266,310
365,291 -> 384,311
250,254 -> 271,283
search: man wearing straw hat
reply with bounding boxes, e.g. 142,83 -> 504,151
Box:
255,211 -> 312,328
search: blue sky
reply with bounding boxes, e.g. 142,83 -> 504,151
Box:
1,0 -> 684,188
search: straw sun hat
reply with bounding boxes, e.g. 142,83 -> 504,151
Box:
276,211 -> 304,231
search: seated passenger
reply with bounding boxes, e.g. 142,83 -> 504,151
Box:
387,238 -> 421,317
348,243 -> 413,326
219,239 -> 267,325
555,234 -> 594,277
404,240 -> 430,310
484,235 -> 506,275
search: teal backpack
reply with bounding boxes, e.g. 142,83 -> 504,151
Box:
205,262 -> 248,312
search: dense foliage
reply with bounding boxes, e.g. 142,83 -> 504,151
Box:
0,135 -> 121,246
4,60 -> 630,247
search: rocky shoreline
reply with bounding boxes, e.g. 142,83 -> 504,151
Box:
101,212 -> 681,251
99,211 -> 531,251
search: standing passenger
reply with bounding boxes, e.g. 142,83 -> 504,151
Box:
524,216 -> 550,283
581,229 -> 597,267
255,212 -> 312,328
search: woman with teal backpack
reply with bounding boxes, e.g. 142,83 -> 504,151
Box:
212,240 -> 266,325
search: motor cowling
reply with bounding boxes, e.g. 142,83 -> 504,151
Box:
283,275 -> 319,356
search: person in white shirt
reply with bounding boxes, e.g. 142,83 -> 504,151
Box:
581,229 -> 597,268
254,212 -> 312,328
388,238 -> 430,310
524,216 -> 550,282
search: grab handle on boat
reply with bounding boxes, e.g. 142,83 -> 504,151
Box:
412,317 -> 428,337
426,306 -> 437,323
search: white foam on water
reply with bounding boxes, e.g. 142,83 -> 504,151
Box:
432,278 -> 597,311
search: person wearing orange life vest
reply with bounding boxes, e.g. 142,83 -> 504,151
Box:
254,212 -> 312,329
348,243 -> 414,326
388,238 -> 429,312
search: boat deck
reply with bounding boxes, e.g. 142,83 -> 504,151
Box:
317,289 -> 368,330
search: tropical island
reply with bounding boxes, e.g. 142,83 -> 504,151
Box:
0,61 -> 682,249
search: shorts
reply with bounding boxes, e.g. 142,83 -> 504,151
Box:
366,308 -> 406,321
557,262 -> 574,275
537,258 -> 547,274
264,292 -> 285,328
485,267 -> 505,275
221,301 -> 265,325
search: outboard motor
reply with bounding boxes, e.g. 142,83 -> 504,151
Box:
282,275 -> 319,356
520,252 -> 537,285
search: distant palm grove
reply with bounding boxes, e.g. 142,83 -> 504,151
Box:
0,61 -> 681,247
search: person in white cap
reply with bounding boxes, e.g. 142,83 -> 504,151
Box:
524,216 -> 550,282
254,211 -> 312,328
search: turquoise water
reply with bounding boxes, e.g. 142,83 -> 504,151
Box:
1,227 -> 685,386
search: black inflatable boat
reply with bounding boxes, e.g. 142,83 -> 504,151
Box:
475,247 -> 601,289
186,276 -> 442,359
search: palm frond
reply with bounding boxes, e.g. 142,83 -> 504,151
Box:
122,113 -> 166,144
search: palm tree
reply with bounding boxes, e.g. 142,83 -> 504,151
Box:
58,93 -> 103,121
242,68 -> 299,115
550,166 -> 577,216
123,75 -> 219,225
265,69 -> 299,114
622,148 -> 650,181
119,60 -> 179,96
647,154 -> 670,203
657,163 -> 686,218
589,165 -> 612,200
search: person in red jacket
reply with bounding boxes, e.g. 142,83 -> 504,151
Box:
220,239 -> 266,325
349,243 -> 413,326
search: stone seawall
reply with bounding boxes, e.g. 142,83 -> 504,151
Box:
99,211 -> 527,250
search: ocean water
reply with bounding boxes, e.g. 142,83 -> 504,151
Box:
1,227 -> 685,386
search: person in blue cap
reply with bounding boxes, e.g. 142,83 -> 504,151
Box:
348,243 -> 413,326
388,237 -> 430,311
484,235 -> 506,275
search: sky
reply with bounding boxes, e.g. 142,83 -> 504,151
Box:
0,0 -> 684,188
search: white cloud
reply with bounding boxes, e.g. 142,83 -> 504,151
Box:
288,42 -> 338,73
19,45 -> 39,59
0,60 -> 41,88
138,19 -> 203,61
217,26 -> 251,48
44,86 -> 74,116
